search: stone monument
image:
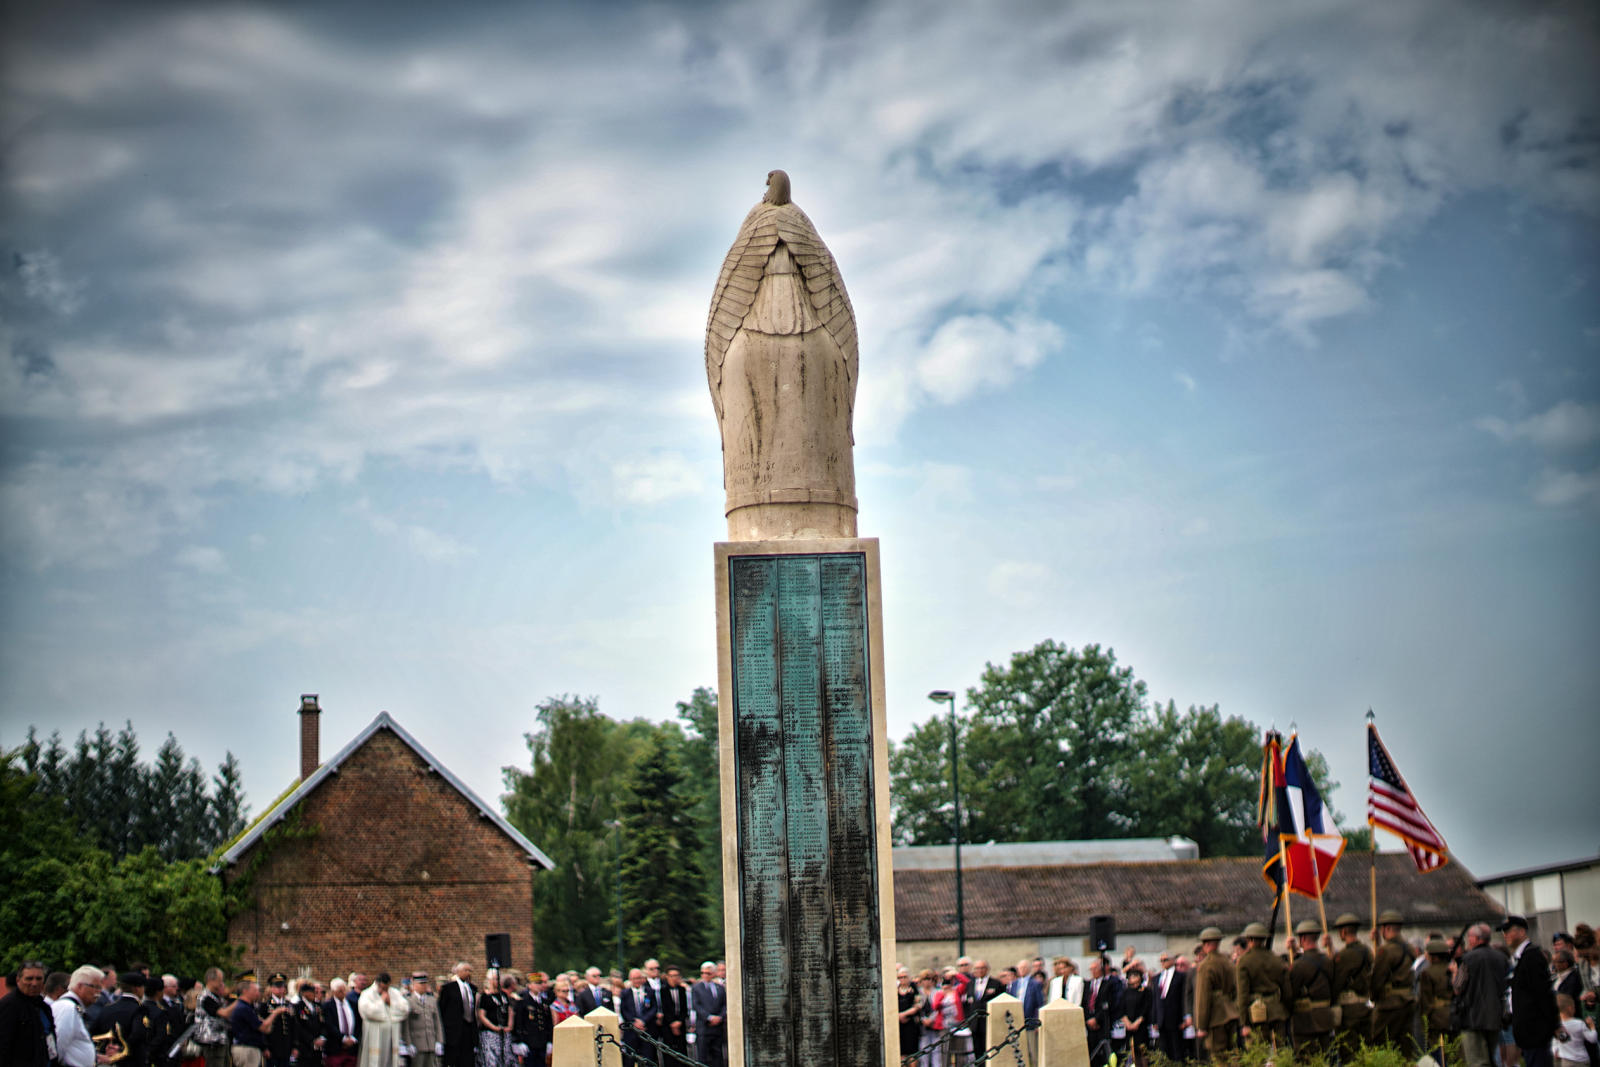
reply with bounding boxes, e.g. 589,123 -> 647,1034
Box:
709,171 -> 898,1067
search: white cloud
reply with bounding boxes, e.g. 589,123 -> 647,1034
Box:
175,545 -> 228,574
915,314 -> 1064,405
1174,371 -> 1198,393
1530,468 -> 1600,508
349,499 -> 473,563
987,560 -> 1054,608
1477,400 -> 1600,450
611,452 -> 705,506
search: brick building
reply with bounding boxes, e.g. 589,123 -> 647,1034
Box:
215,697 -> 553,981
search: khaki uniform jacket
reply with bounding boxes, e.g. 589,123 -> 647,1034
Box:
1370,937 -> 1416,1010
1333,942 -> 1373,1025
403,994 -> 442,1051
1288,950 -> 1335,1034
1237,947 -> 1290,1024
1194,953 -> 1240,1032
1418,962 -> 1452,1032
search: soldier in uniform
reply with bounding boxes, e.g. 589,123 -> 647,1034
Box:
97,973 -> 154,1067
293,981 -> 325,1067
1331,913 -> 1373,1059
140,977 -> 174,1067
1288,920 -> 1335,1057
261,976 -> 294,1067
1369,910 -> 1418,1056
1417,938 -> 1454,1059
1193,927 -> 1240,1061
1235,922 -> 1289,1047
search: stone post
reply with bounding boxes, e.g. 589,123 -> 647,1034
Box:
1037,999 -> 1089,1067
584,1007 -> 622,1067
552,1015 -> 598,1067
982,993 -> 1034,1066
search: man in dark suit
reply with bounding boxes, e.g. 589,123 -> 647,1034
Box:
321,979 -> 360,1067
574,969 -> 612,1018
965,959 -> 1004,1054
1502,915 -> 1559,1067
689,963 -> 726,1067
436,965 -> 477,1067
1085,958 -> 1124,1067
659,967 -> 691,1061
97,974 -> 153,1067
1152,951 -> 1190,1062
618,970 -> 657,1066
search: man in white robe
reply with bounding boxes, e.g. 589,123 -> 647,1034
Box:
358,975 -> 410,1067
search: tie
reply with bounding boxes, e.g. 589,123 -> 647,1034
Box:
1091,981 -> 1098,1010
339,999 -> 351,1037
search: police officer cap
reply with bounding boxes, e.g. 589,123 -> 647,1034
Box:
1295,920 -> 1322,936
1498,914 -> 1529,931
1199,926 -> 1224,942
1426,938 -> 1450,955
1378,910 -> 1404,926
1242,922 -> 1270,940
235,969 -> 257,984
267,972 -> 288,986
1333,913 -> 1362,928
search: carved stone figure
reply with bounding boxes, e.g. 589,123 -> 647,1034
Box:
706,170 -> 859,541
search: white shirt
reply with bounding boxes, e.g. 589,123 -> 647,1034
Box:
54,993 -> 96,1067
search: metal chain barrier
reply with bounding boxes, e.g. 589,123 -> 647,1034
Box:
900,1007 -> 1037,1067
593,1027 -> 700,1067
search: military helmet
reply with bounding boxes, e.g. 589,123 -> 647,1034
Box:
1295,920 -> 1322,936
1199,926 -> 1224,942
1242,922 -> 1271,940
1377,909 -> 1404,926
1333,913 -> 1362,929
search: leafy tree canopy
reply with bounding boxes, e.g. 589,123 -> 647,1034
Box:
889,641 -> 1342,857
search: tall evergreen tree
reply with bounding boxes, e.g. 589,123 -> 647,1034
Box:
616,734 -> 705,966
674,687 -> 724,956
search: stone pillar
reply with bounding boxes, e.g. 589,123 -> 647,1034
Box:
584,1008 -> 621,1067
715,539 -> 898,1067
981,993 -> 1036,1067
1037,1000 -> 1089,1067
552,1015 -> 597,1067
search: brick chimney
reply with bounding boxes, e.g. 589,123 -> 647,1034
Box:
298,694 -> 320,781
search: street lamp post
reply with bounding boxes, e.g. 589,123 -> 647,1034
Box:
928,688 -> 964,957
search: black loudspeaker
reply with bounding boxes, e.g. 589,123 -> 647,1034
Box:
1089,914 -> 1116,952
485,933 -> 511,969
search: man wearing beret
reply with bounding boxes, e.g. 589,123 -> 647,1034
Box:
1502,915 -> 1560,1067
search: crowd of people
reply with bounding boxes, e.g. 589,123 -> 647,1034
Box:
891,914 -> 1599,1067
0,958 -> 732,1067
1,914 -> 1595,1067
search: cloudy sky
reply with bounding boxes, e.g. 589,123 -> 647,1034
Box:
3,0 -> 1596,878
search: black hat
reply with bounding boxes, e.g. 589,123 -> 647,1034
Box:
267,973 -> 288,986
144,976 -> 165,997
1498,914 -> 1529,931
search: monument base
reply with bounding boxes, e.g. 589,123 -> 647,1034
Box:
714,538 -> 899,1067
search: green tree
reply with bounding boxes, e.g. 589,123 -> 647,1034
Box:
888,641 -> 1345,858
1123,701 -> 1262,856
502,696 -> 650,974
962,641 -> 1146,842
674,687 -> 724,956
617,733 -> 706,965
21,723 -> 247,860
0,754 -> 234,973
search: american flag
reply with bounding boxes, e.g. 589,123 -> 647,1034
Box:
1367,720 -> 1449,872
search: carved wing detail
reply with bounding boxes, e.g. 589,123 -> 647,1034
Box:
706,201 -> 858,428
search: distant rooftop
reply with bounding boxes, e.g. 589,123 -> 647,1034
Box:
892,836 -> 1199,870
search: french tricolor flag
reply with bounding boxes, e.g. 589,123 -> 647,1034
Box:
1279,733 -> 1345,898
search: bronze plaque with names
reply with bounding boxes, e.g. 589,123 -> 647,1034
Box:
729,552 -> 883,1067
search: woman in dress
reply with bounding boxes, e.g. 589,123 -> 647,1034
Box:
475,975 -> 514,1067
1120,966 -> 1151,1067
549,978 -> 578,1031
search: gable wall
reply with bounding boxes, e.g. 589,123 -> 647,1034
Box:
225,728 -> 535,981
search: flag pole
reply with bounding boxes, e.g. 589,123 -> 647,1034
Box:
1280,837 -> 1294,951
1367,709 -> 1377,939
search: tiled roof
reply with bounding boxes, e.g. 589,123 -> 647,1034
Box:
893,852 -> 1502,940
212,711 -> 554,872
